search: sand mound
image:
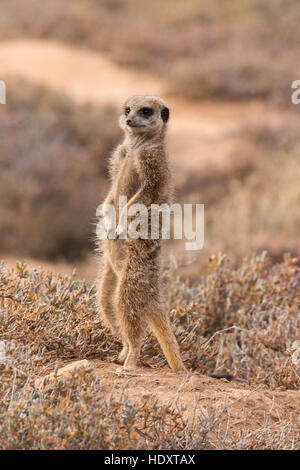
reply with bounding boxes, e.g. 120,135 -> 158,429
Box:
35,359 -> 300,440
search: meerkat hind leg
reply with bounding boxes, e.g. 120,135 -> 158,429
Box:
147,311 -> 186,372
116,264 -> 147,372
116,317 -> 143,371
116,340 -> 129,364
117,337 -> 142,372
98,260 -> 128,362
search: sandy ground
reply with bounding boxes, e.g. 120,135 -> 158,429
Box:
0,38 -> 271,186
35,359 -> 300,441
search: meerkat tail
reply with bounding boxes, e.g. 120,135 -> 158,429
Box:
147,312 -> 186,372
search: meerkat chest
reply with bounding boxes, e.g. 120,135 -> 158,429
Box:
114,152 -> 140,201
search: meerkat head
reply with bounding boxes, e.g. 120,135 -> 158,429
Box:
119,95 -> 169,139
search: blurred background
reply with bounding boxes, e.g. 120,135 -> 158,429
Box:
0,0 -> 299,281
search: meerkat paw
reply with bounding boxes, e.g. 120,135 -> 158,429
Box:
116,346 -> 129,364
116,365 -> 137,373
115,225 -> 127,240
106,227 -> 117,239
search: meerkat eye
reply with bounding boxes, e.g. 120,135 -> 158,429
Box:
125,107 -> 130,115
139,107 -> 153,117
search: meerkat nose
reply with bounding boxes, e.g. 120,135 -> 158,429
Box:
126,119 -> 132,125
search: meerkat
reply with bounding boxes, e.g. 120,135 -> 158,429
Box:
96,95 -> 186,372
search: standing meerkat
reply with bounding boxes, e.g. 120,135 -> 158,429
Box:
96,95 -> 186,372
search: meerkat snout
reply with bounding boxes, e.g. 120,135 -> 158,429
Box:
119,95 -> 169,136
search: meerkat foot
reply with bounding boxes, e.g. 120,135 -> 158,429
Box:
116,345 -> 129,364
120,346 -> 140,371
116,365 -> 137,373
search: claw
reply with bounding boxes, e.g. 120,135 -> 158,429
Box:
116,229 -> 127,240
106,228 -> 117,239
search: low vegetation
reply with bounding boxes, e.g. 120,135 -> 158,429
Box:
0,78 -> 120,260
0,254 -> 299,449
1,360 -> 298,450
0,0 -> 299,104
205,149 -> 300,264
1,253 -> 299,388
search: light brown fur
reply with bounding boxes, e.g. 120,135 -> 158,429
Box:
96,95 -> 185,372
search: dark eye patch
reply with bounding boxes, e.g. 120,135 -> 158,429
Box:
161,107 -> 169,123
139,107 -> 154,117
125,107 -> 130,115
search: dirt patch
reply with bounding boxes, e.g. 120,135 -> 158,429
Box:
0,38 -> 268,178
36,359 -> 300,440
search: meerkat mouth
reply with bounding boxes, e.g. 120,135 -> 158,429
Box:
127,123 -> 146,128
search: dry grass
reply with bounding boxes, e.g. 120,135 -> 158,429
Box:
0,254 -> 299,449
0,0 -> 299,104
1,254 -> 299,387
177,117 -> 300,270
1,357 -> 299,450
0,357 -> 188,450
0,77 -> 120,260
205,149 -> 300,263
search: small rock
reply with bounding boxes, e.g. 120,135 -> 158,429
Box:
35,359 -> 90,390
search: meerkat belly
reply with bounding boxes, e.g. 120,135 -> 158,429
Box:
107,158 -> 140,274
113,158 -> 140,222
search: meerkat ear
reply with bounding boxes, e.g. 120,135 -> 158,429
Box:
161,107 -> 169,123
